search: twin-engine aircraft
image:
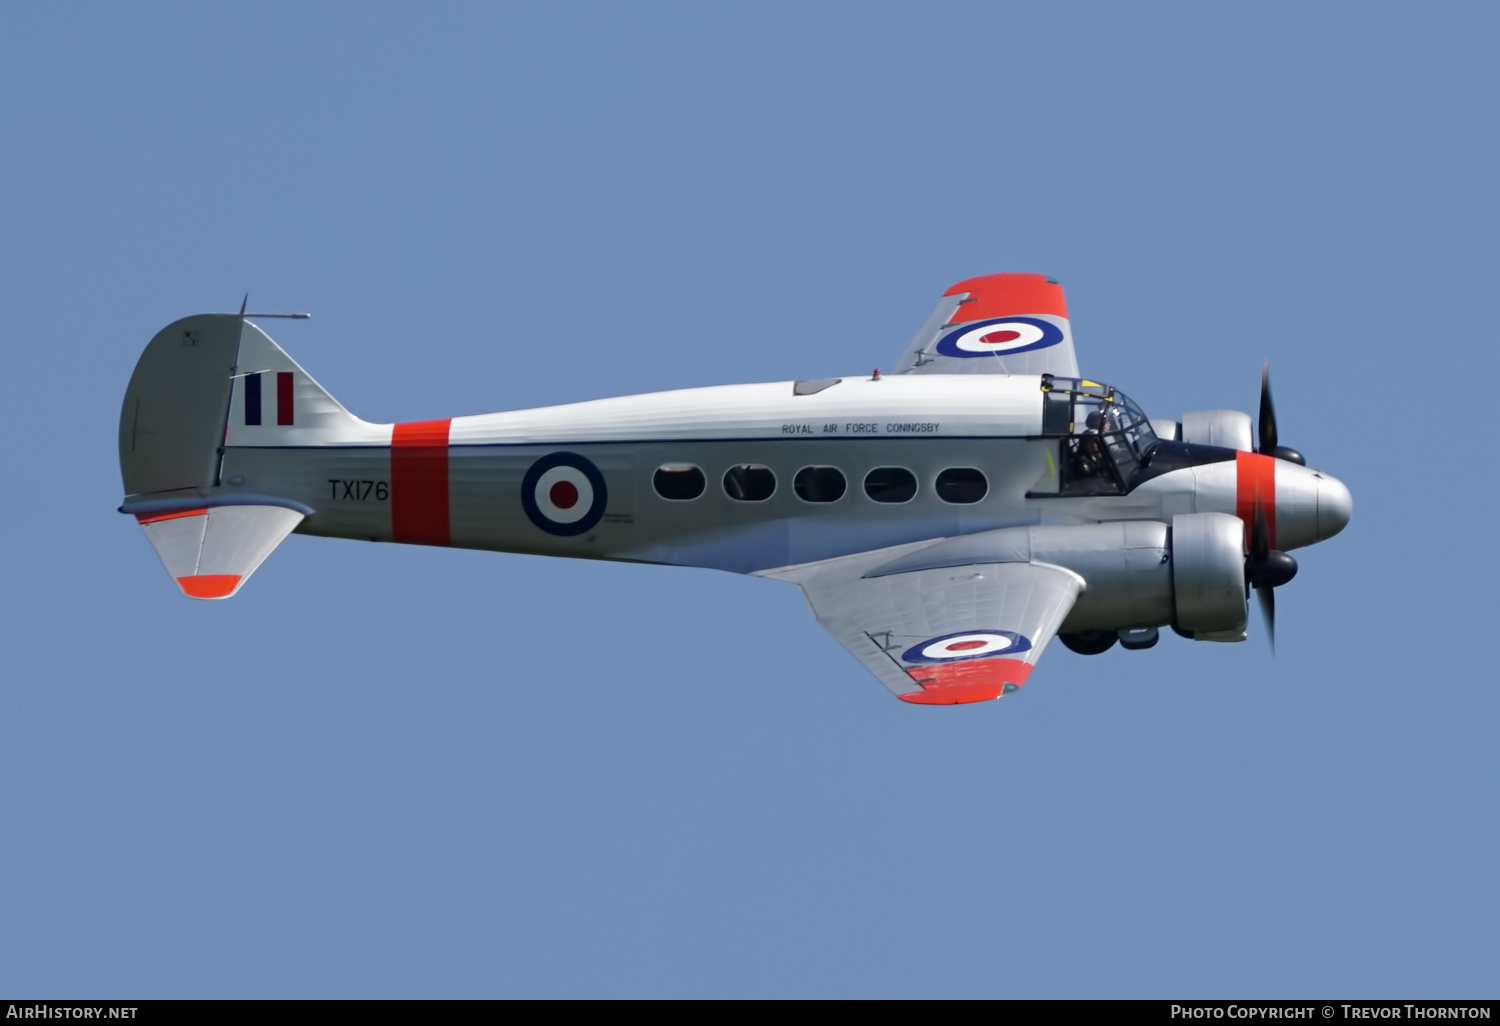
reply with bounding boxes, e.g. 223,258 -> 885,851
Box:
119,274 -> 1351,705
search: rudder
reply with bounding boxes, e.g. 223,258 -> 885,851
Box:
119,315 -> 241,497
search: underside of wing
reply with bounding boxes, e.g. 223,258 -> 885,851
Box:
892,273 -> 1080,378
768,546 -> 1084,705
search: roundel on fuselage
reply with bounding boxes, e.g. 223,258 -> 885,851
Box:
521,452 -> 608,536
901,630 -> 1033,664
934,316 -> 1063,359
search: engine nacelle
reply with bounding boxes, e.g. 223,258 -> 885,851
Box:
1180,409 -> 1252,451
1149,418 -> 1182,441
865,516 -> 1248,641
1171,512 -> 1247,634
865,521 -> 1175,633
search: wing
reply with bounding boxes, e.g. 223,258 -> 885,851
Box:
769,547 -> 1084,705
891,273 -> 1080,378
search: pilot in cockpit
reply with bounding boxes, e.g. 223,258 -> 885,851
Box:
1070,409 -> 1111,485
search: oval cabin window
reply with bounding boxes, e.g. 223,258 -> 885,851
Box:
935,467 -> 988,504
793,466 -> 846,503
723,464 -> 776,502
863,467 -> 917,503
653,464 -> 706,501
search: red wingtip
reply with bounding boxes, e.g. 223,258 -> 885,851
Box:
898,658 -> 1033,705
898,682 -> 1005,705
176,574 -> 242,599
942,273 -> 1068,320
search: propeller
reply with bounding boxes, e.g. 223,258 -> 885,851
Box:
1256,362 -> 1305,466
1247,364 -> 1301,649
1245,499 -> 1296,650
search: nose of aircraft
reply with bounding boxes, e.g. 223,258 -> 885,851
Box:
1315,472 -> 1352,541
1230,457 -> 1350,551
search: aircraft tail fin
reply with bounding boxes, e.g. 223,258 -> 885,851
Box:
120,313 -> 384,598
133,504 -> 304,600
223,319 -> 380,448
119,314 -> 381,500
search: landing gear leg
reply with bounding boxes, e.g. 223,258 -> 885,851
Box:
1118,627 -> 1159,651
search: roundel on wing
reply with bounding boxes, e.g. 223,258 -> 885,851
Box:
521,452 -> 608,536
934,316 -> 1063,359
901,630 -> 1033,664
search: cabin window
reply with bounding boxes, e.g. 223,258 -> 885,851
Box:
794,466 -> 846,503
653,464 -> 706,500
723,464 -> 776,501
935,468 -> 987,504
864,467 -> 917,503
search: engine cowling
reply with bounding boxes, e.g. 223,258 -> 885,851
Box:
1171,512 -> 1247,634
1181,409 -> 1252,451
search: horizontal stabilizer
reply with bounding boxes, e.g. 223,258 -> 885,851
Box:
135,505 -> 303,600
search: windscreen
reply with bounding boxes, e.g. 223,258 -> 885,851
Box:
1040,376 -> 1158,493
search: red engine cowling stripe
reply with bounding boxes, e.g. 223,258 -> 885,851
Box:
391,419 -> 451,546
1235,451 -> 1277,549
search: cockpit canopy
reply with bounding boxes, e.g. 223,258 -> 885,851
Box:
1040,376 -> 1158,495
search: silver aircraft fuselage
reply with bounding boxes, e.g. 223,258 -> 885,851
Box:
209,373 -> 1349,632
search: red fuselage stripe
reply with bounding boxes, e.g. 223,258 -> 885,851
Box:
391,419 -> 452,546
1235,451 -> 1277,549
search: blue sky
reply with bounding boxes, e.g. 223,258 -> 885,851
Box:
3,1 -> 1496,998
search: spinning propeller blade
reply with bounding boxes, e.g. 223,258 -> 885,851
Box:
1257,363 -> 1305,465
1257,581 -> 1276,651
1258,362 -> 1277,458
1246,393 -> 1298,649
1249,498 -> 1275,651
